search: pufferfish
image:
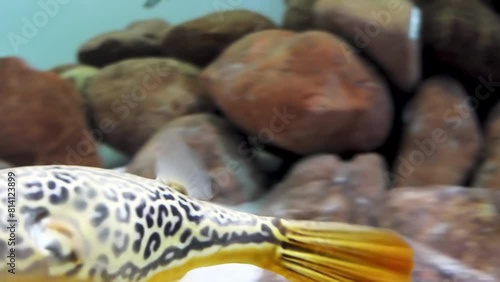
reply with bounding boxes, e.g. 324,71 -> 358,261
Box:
0,133 -> 414,282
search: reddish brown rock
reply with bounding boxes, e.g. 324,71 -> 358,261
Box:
0,57 -> 101,167
282,0 -> 317,31
127,114 -> 266,205
379,186 -> 500,278
161,10 -> 276,67
202,30 -> 392,155
85,58 -> 213,156
473,101 -> 500,189
313,0 -> 421,91
283,0 -> 421,90
259,153 -> 387,225
392,77 -> 482,187
78,19 -> 170,67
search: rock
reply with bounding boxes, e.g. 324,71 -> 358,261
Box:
59,64 -> 100,92
202,30 -> 392,155
0,160 -> 13,169
473,101 -> 500,189
259,153 -> 387,225
0,57 -> 101,166
282,0 -> 317,31
283,0 -> 421,91
415,0 -> 500,85
161,10 -> 276,67
85,58 -> 213,156
392,77 -> 482,187
379,186 -> 500,278
313,0 -> 421,91
410,240 -> 497,282
127,114 -> 266,205
78,19 -> 170,67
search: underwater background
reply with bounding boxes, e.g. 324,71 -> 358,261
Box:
1,0 -> 500,281
0,1 -> 284,69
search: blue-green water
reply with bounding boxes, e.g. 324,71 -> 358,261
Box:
0,0 -> 284,70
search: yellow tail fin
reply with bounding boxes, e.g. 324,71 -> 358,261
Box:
270,220 -> 414,282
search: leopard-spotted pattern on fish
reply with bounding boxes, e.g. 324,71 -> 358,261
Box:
0,166 -> 283,282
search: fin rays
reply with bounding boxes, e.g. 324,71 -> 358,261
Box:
273,220 -> 414,282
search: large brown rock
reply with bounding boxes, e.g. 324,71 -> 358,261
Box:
392,77 -> 482,187
85,58 -> 213,156
379,186 -> 500,278
127,114 -> 266,205
202,30 -> 393,155
473,101 -> 500,189
161,10 -> 276,67
0,57 -> 101,166
78,19 -> 170,67
260,153 -> 387,225
313,0 -> 421,91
